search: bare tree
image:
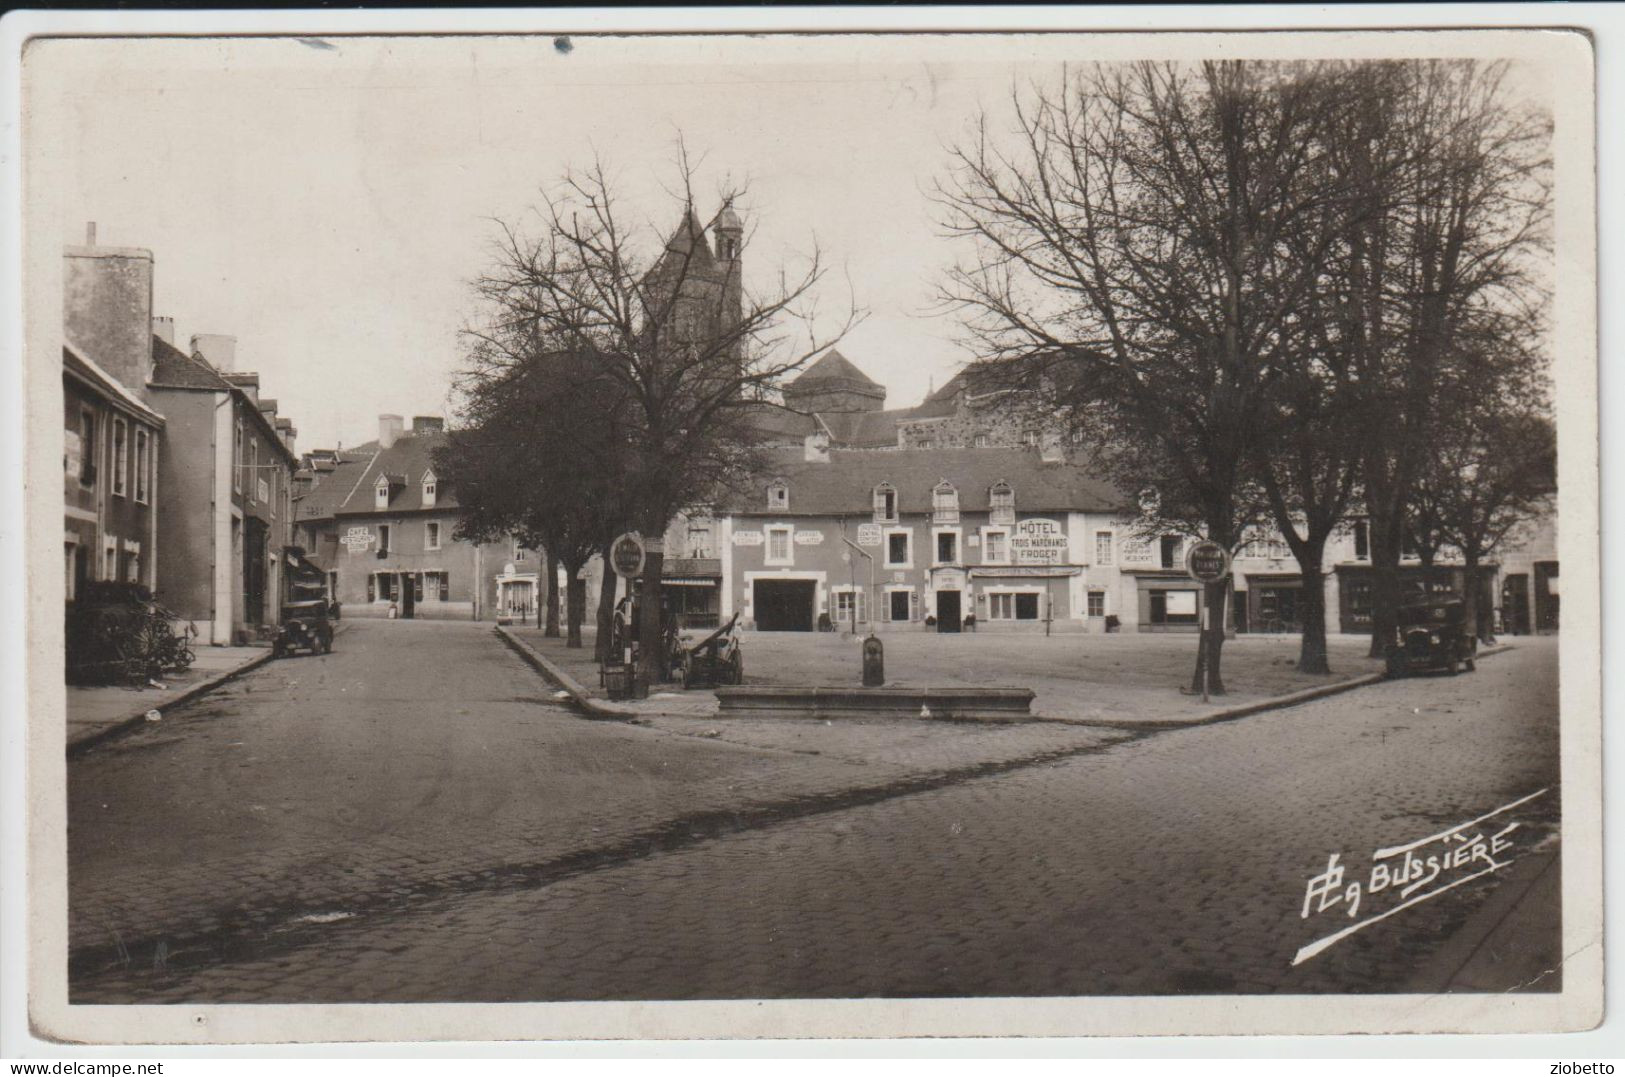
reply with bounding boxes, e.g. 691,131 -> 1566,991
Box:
1328,60 -> 1552,656
937,61 -> 1354,693
470,149 -> 857,681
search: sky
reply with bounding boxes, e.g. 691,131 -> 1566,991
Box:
34,35 -> 1062,451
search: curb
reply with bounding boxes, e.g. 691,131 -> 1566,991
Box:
1054,642 -> 1517,731
67,649 -> 274,757
495,626 -> 679,720
66,622 -> 353,757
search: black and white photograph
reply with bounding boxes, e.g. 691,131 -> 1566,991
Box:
13,17 -> 1603,1046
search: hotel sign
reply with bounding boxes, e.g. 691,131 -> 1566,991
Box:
1011,518 -> 1068,565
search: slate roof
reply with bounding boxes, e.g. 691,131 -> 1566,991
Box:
819,409 -> 903,448
335,430 -> 457,516
62,343 -> 165,426
149,334 -> 231,390
293,446 -> 377,522
725,446 -> 1129,517
789,348 -> 884,392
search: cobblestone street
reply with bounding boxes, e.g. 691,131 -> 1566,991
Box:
69,621 -> 1561,1003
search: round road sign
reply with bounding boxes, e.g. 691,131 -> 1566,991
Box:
1185,540 -> 1232,582
610,532 -> 646,579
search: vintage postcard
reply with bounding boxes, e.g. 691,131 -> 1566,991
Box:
15,20 -> 1601,1044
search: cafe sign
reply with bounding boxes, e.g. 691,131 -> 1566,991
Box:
1011,518 -> 1069,565
342,526 -> 374,554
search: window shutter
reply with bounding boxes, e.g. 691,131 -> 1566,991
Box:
909,590 -> 921,622
367,575 -> 376,603
881,592 -> 891,622
439,573 -> 450,602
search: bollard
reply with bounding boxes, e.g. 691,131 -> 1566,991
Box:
862,633 -> 885,687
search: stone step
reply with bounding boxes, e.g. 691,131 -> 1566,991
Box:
715,685 -> 1035,722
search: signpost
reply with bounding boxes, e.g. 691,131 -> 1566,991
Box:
610,532 -> 646,580
1185,540 -> 1232,703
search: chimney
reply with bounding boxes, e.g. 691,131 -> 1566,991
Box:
152,316 -> 175,345
191,333 -> 237,373
379,414 -> 404,449
276,417 -> 296,456
62,243 -> 154,400
411,415 -> 445,434
803,431 -> 830,463
223,372 -> 260,405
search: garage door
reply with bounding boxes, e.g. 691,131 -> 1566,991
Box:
753,580 -> 817,632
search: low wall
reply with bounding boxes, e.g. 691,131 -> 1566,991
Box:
716,685 -> 1035,723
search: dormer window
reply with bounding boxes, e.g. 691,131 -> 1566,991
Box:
767,479 -> 789,511
374,474 -> 391,510
872,482 -> 898,524
932,481 -> 959,524
989,481 -> 1015,526
421,469 -> 438,508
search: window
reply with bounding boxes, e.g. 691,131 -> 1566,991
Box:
766,526 -> 793,565
374,572 -> 396,602
832,589 -> 867,626
935,530 -> 958,565
989,592 -> 1041,620
1151,588 -> 1199,625
1087,590 -> 1106,618
767,480 -> 789,510
1353,519 -> 1370,560
974,433 -> 991,448
989,482 -> 1015,525
103,541 -> 117,581
134,429 -> 149,503
422,471 -> 437,508
377,524 -> 391,557
413,573 -> 425,603
374,475 -> 390,510
111,417 -> 128,497
885,530 -> 911,568
425,521 -> 442,550
872,482 -> 898,524
932,481 -> 959,523
983,529 -> 1009,564
1267,538 -> 1289,560
687,523 -> 714,558
269,466 -> 277,517
79,410 -> 96,485
249,438 -> 258,502
917,439 -> 935,451
1023,430 -> 1040,448
126,551 -> 141,583
1160,535 -> 1183,569
886,589 -> 916,622
1095,530 -> 1114,566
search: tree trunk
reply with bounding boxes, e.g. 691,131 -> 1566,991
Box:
1294,535 -> 1331,674
1189,578 -> 1228,696
1366,518 -> 1401,659
543,550 -> 561,637
595,558 -> 618,664
1461,552 -> 1486,645
635,549 -> 667,683
565,573 -> 587,649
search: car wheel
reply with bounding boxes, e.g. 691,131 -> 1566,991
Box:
1445,655 -> 1460,676
1384,652 -> 1405,679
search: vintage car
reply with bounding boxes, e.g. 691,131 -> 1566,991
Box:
1385,598 -> 1476,677
273,599 -> 334,658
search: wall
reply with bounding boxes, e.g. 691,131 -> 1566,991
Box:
332,512 -> 480,619
62,380 -> 158,595
63,247 -> 154,396
149,388 -> 222,628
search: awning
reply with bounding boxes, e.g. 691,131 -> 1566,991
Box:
968,566 -> 1082,579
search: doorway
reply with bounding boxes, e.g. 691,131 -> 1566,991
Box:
400,572 -> 416,619
243,517 -> 268,626
753,579 -> 816,631
1502,573 -> 1530,635
936,589 -> 962,632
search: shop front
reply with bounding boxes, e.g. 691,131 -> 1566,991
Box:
967,565 -> 1080,631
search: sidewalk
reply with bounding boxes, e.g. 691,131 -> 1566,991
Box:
499,624 -> 1460,728
66,643 -> 273,754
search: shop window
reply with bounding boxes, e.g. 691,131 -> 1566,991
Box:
935,531 -> 958,564
1087,590 -> 1106,618
989,481 -> 1015,525
112,417 -> 128,497
989,592 -> 1041,620
885,530 -> 911,568
425,521 -> 442,550
1150,588 -> 1199,625
872,483 -> 898,524
983,529 -> 1009,564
